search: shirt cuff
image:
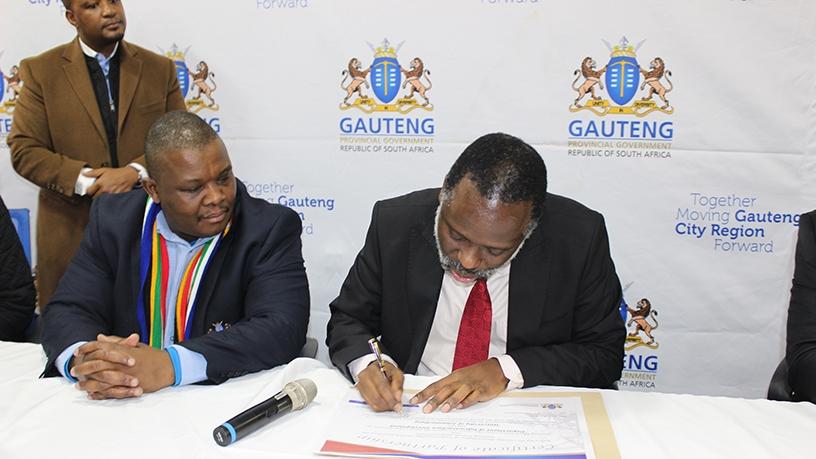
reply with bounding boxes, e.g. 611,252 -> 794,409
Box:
127,162 -> 149,183
56,341 -> 88,382
348,353 -> 398,384
170,344 -> 208,386
74,168 -> 96,196
495,354 -> 524,390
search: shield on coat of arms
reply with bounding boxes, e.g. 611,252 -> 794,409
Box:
371,56 -> 401,104
0,71 -> 5,102
175,60 -> 190,99
605,55 -> 640,106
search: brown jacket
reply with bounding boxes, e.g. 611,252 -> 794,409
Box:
7,38 -> 186,306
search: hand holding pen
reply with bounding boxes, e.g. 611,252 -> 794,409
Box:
368,338 -> 389,381
355,337 -> 405,413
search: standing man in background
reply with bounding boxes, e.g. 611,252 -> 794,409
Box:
7,0 -> 186,307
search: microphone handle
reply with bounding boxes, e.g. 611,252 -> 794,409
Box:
214,394 -> 293,446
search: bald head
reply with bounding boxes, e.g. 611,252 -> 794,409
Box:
145,111 -> 220,182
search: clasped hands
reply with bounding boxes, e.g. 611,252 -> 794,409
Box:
69,333 -> 174,400
355,358 -> 509,413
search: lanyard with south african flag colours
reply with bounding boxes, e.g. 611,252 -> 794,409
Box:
136,197 -> 231,348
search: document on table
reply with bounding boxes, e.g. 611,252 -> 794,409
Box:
318,389 -> 598,459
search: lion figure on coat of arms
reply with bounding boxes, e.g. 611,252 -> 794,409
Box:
627,298 -> 659,345
571,57 -> 606,107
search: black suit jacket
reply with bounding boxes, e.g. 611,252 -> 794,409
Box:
0,195 -> 35,341
41,181 -> 310,384
787,210 -> 816,402
327,188 -> 624,389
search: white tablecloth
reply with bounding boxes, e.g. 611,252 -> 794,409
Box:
1,341 -> 814,458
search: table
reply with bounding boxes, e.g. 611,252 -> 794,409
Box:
1,342 -> 814,458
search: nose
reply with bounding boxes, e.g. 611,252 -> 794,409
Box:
457,245 -> 481,271
202,182 -> 225,207
101,1 -> 115,16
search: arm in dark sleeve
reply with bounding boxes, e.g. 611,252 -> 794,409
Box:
787,212 -> 816,403
8,59 -> 87,196
178,208 -> 310,384
509,215 -> 625,389
40,197 -> 115,375
326,202 -> 385,381
0,197 -> 35,342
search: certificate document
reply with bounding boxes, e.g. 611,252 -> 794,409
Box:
319,390 -> 596,459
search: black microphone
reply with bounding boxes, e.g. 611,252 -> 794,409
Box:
213,378 -> 317,446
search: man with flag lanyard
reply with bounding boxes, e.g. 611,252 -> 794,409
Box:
40,111 -> 310,399
327,133 -> 625,413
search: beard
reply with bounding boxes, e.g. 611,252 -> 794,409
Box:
438,249 -> 499,280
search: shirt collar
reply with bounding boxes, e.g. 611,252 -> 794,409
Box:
78,38 -> 119,61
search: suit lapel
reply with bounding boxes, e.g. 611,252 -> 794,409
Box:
62,39 -> 107,145
117,41 -> 142,135
507,215 -> 551,347
403,214 -> 444,372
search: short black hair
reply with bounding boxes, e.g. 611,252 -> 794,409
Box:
144,111 -> 219,180
442,132 -> 547,221
61,0 -> 71,10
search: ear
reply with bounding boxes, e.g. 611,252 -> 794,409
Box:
65,9 -> 78,28
143,178 -> 161,204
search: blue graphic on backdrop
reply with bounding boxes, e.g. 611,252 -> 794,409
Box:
605,53 -> 640,106
371,54 -> 401,104
570,36 -> 674,117
340,39 -> 433,113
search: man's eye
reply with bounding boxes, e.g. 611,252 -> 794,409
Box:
449,232 -> 465,241
487,248 -> 507,257
183,187 -> 202,193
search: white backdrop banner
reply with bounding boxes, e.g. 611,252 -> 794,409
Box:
2,0 -> 815,398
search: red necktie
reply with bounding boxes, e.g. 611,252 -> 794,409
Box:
452,278 -> 492,371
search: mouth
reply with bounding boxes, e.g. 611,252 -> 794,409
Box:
103,21 -> 123,31
449,266 -> 477,283
201,209 -> 228,224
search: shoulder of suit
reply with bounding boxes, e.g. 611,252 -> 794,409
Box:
91,189 -> 149,227
376,188 -> 439,210
121,41 -> 174,66
21,41 -> 73,69
541,193 -> 604,225
94,188 -> 148,209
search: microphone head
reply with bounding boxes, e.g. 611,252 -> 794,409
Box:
282,379 -> 317,410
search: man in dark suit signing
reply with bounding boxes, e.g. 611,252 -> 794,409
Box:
8,0 -> 186,307
787,210 -> 816,403
327,133 -> 624,413
41,111 -> 309,399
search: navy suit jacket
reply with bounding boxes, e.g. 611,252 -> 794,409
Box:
41,181 -> 310,384
327,188 -> 625,389
787,210 -> 816,402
